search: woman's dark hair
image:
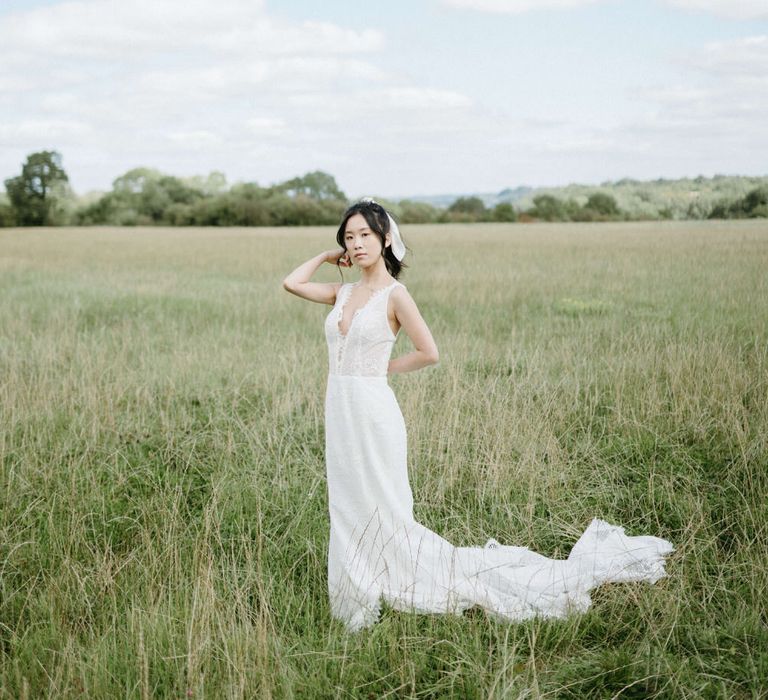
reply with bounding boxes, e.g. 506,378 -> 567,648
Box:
335,200 -> 408,280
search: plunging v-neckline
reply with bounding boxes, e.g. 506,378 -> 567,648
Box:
337,281 -> 397,338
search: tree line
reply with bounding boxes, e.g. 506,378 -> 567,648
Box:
2,151 -> 766,228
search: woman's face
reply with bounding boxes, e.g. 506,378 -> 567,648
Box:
343,213 -> 385,267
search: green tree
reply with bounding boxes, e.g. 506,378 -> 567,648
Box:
4,150 -> 70,225
584,192 -> 620,218
398,200 -> 440,224
77,167 -> 203,225
277,171 -> 345,201
708,186 -> 768,219
0,193 -> 15,227
186,193 -> 238,226
182,171 -> 228,196
228,183 -> 270,226
491,202 -> 517,222
743,187 -> 768,217
447,196 -> 487,222
528,194 -> 567,222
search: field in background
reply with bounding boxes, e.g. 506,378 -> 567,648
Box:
1,221 -> 767,698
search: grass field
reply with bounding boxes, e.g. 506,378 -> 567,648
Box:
1,221 -> 767,698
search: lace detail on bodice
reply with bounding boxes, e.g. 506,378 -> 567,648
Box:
325,280 -> 405,376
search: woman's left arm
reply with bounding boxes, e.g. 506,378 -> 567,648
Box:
388,287 -> 439,375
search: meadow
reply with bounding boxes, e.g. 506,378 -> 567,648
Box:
1,221 -> 766,699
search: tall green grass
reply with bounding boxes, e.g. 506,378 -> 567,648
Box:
1,221 -> 767,698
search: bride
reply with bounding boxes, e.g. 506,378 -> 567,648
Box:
282,198 -> 674,632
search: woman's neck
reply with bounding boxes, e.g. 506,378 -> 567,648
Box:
358,262 -> 392,289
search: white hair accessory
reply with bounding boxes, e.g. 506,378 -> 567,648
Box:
360,197 -> 406,261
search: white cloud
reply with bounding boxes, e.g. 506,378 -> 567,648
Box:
167,130 -> 222,147
632,35 -> 768,142
0,0 -> 475,195
687,34 -> 768,76
443,0 -> 768,20
443,0 -> 602,12
377,88 -> 472,109
132,57 -> 386,100
5,0 -> 764,197
538,135 -> 640,154
664,0 -> 768,20
0,119 -> 92,141
622,35 -> 768,143
0,0 -> 385,60
244,118 -> 287,136
609,33 -> 768,172
443,0 -> 768,19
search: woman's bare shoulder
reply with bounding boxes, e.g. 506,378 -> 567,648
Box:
391,281 -> 409,297
390,282 -> 415,311
392,280 -> 411,296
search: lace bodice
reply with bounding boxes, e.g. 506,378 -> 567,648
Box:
325,280 -> 405,376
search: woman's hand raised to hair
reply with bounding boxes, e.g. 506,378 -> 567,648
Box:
326,248 -> 352,268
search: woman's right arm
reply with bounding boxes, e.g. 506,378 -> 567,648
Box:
282,249 -> 350,305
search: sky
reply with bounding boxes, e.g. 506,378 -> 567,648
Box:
1,0 -> 767,199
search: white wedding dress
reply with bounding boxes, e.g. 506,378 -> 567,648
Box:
324,279 -> 673,632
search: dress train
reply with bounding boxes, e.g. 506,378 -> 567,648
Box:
324,280 -> 673,631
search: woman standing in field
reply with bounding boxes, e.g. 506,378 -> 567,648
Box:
282,198 -> 674,632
